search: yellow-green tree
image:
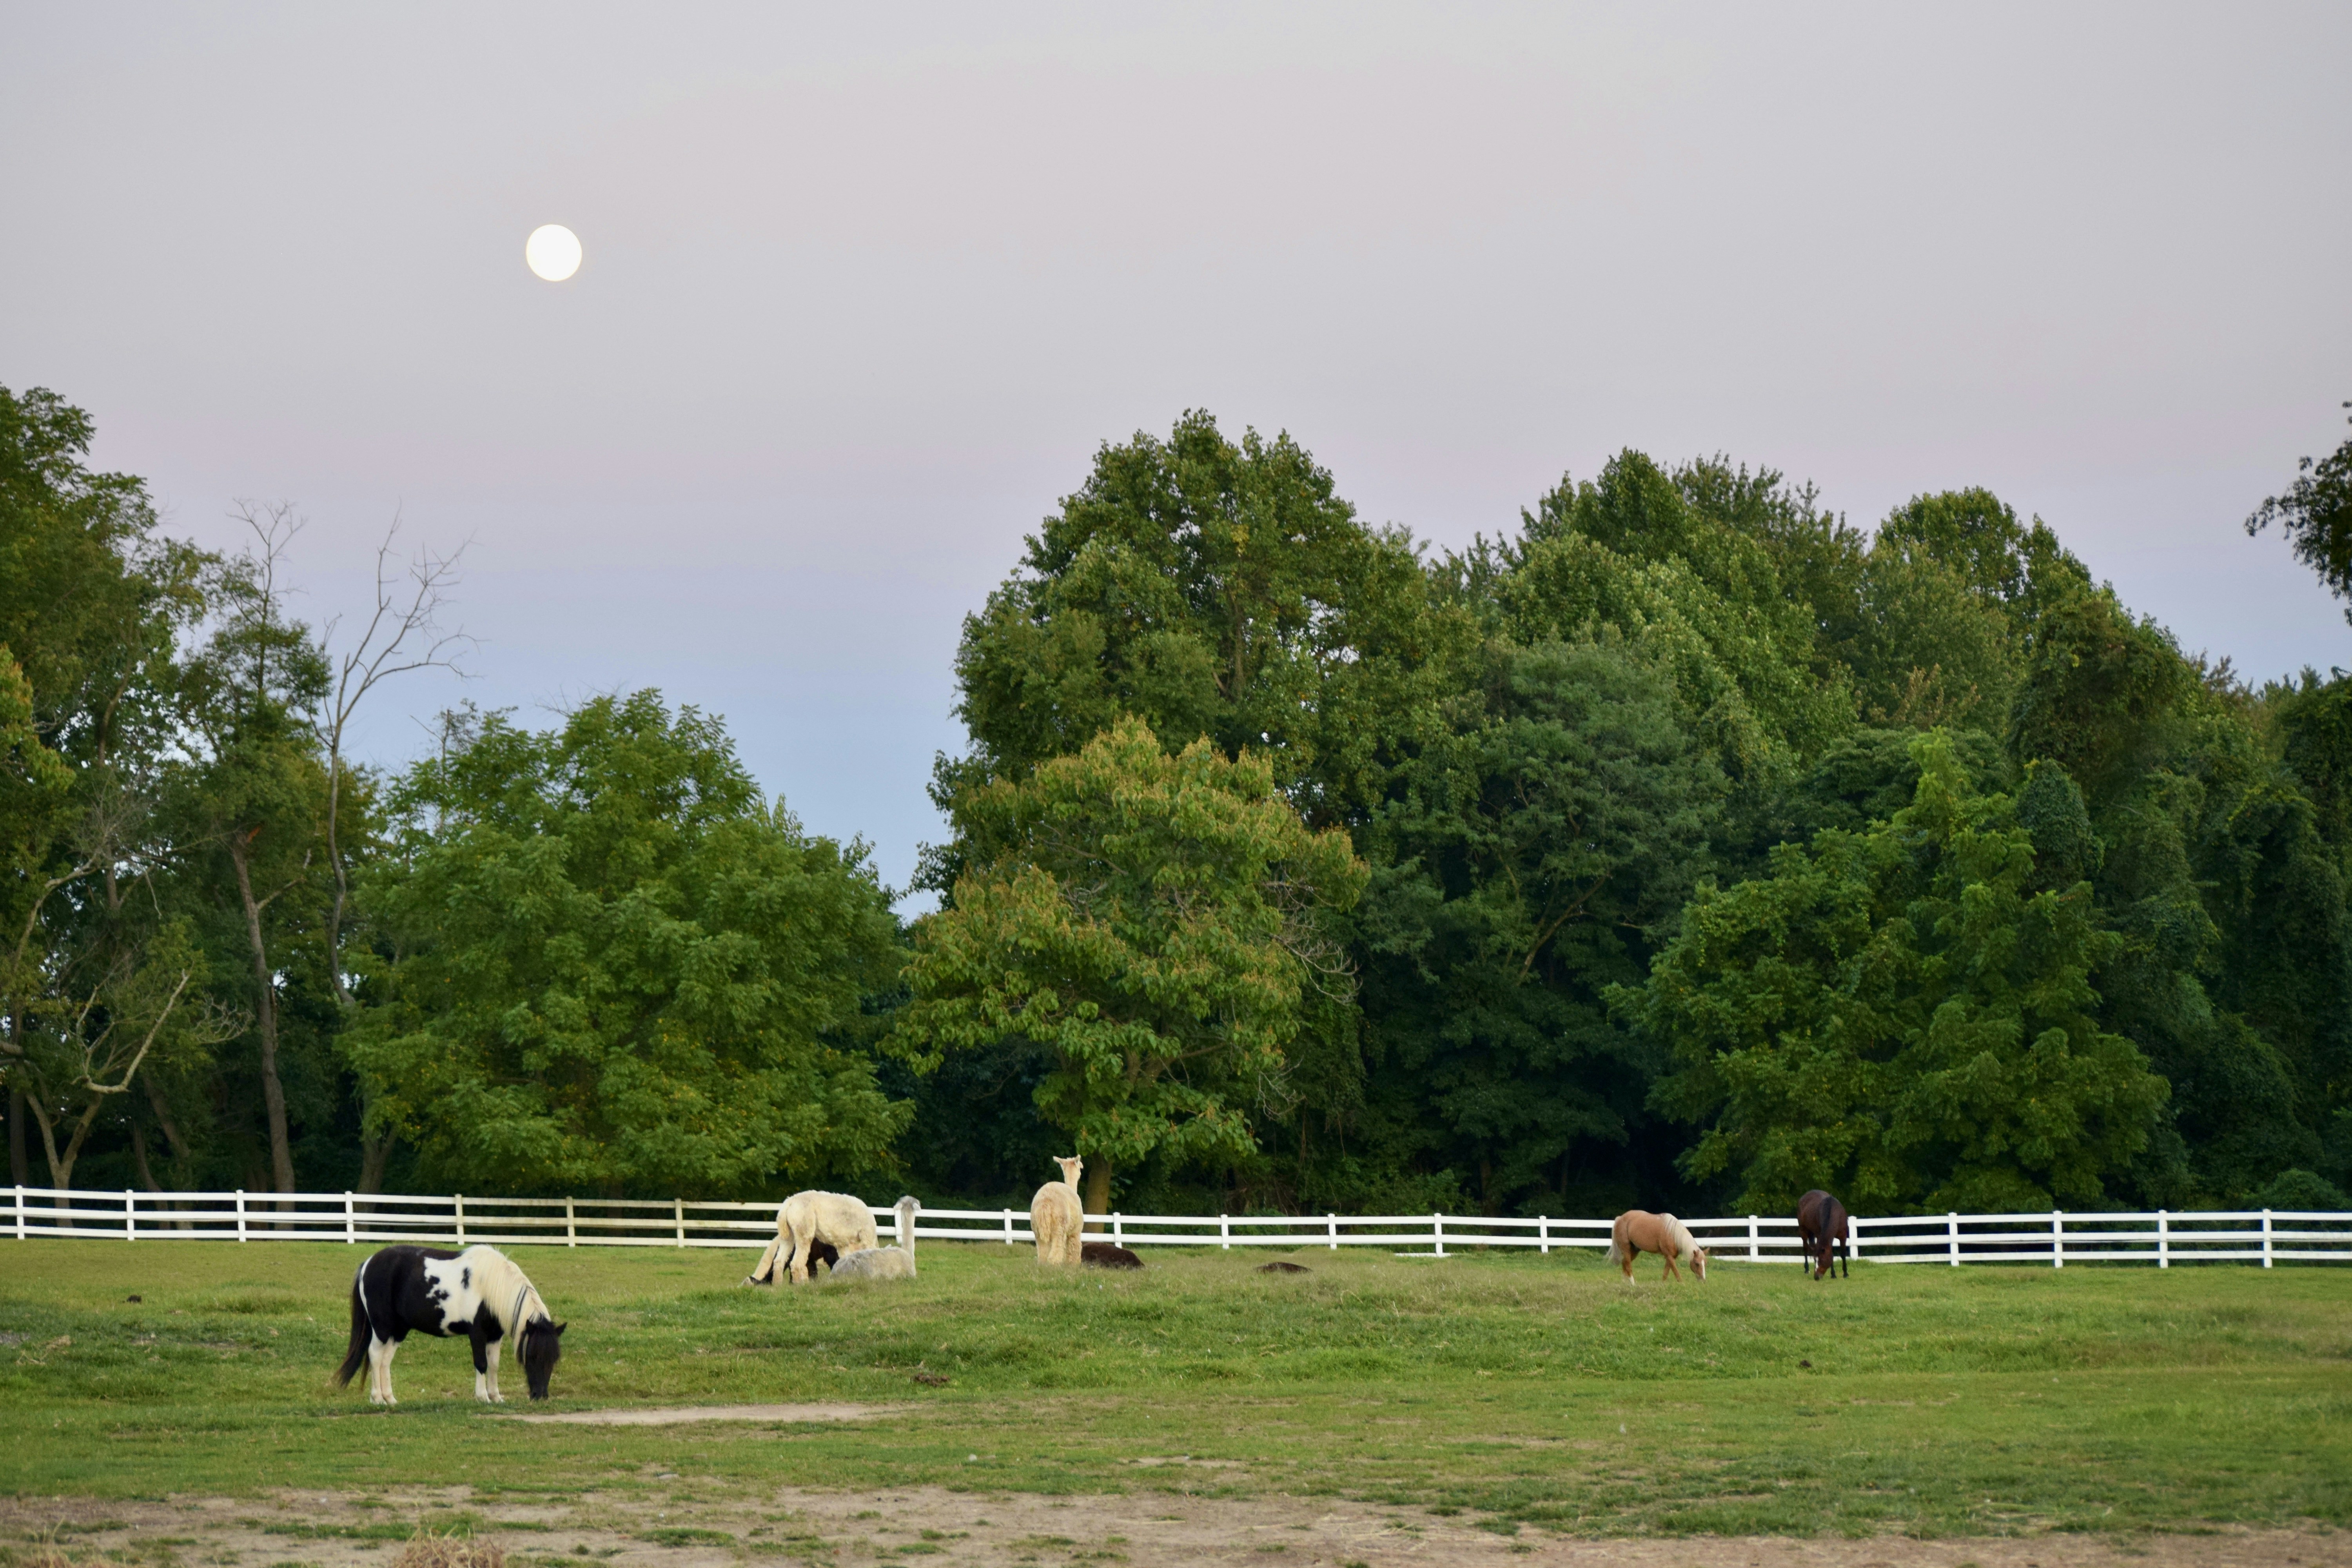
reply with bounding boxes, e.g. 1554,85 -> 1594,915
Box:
900,718 -> 1368,1214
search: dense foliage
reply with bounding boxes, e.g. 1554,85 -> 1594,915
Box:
4,387 -> 2347,1214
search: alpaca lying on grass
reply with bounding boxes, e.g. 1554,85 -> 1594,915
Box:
1030,1156 -> 1084,1266
1608,1209 -> 1708,1283
1080,1241 -> 1142,1269
745,1190 -> 878,1285
829,1197 -> 920,1282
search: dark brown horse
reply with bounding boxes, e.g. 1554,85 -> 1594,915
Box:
1796,1190 -> 1848,1279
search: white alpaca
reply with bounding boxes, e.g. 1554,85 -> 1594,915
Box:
829,1196 -> 920,1282
745,1190 -> 880,1286
1029,1155 -> 1084,1266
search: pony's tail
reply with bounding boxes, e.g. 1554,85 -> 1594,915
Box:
1605,1236 -> 1626,1268
332,1272 -> 369,1390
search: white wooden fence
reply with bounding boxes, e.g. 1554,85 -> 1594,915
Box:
5,1185 -> 2347,1267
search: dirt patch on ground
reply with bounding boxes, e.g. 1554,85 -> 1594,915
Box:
508,1402 -> 903,1426
2,1488 -> 2341,1567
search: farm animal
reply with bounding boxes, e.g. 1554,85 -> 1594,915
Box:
1797,1189 -> 1850,1279
745,1190 -> 880,1286
1257,1260 -> 1310,1275
829,1197 -> 921,1282
1607,1210 -> 1708,1284
332,1243 -> 564,1406
1029,1155 -> 1085,1266
1080,1241 -> 1143,1269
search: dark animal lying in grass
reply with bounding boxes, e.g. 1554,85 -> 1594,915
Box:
1258,1260 -> 1312,1274
1080,1241 -> 1143,1269
332,1243 -> 564,1405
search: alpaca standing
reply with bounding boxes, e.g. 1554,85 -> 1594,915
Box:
1029,1155 -> 1084,1266
829,1197 -> 921,1282
745,1190 -> 880,1285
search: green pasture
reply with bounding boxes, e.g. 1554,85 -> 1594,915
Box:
1,1237 -> 2346,1538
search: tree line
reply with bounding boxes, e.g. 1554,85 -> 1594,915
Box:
6,387 -> 2349,1217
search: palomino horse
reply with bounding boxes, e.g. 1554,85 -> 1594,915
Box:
333,1244 -> 565,1405
1608,1210 -> 1708,1283
1797,1189 -> 1849,1279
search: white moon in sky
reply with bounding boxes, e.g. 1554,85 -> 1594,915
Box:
524,224 -> 582,282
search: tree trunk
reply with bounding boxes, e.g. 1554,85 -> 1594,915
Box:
142,1075 -> 191,1165
1084,1159 -> 1112,1232
129,1120 -> 162,1193
7,1087 -> 25,1186
227,832 -> 296,1195
358,1128 -> 391,1197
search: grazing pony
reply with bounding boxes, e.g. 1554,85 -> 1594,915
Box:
1608,1210 -> 1708,1284
1029,1156 -> 1084,1266
1797,1189 -> 1849,1279
1080,1241 -> 1143,1269
333,1244 -> 564,1406
829,1197 -> 920,1282
746,1190 -> 879,1286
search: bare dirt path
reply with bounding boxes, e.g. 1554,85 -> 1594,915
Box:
508,1402 -> 904,1426
4,1489 -> 2344,1568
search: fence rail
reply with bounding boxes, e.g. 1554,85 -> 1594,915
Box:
5,1186 -> 2347,1267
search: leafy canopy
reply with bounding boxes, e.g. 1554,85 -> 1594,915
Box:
899,717 -> 1367,1199
1621,733 -> 2167,1213
350,692 -> 906,1195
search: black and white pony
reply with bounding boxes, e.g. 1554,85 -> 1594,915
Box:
333,1244 -> 565,1405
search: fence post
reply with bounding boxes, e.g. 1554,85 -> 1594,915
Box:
1003,1208 -> 1013,1245
1220,1214 -> 1230,1251
1329,1212 -> 1339,1251
2052,1209 -> 2063,1269
455,1194 -> 466,1247
1850,1214 -> 1862,1265
236,1189 -> 247,1242
125,1189 -> 136,1242
1434,1212 -> 1446,1259
1948,1212 -> 1959,1267
12,1185 -> 21,1240
1540,1216 -> 1550,1257
344,1192 -> 355,1244
675,1197 -> 686,1248
1112,1212 -> 1123,1247
2262,1209 -> 2274,1269
2158,1209 -> 2169,1269
1748,1214 -> 1758,1261
566,1196 -> 577,1247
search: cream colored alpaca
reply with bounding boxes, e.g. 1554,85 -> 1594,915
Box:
830,1196 -> 920,1282
1029,1156 -> 1084,1266
745,1190 -> 879,1285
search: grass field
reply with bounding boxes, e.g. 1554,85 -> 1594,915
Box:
1,1237 -> 2347,1541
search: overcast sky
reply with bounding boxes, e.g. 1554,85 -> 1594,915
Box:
5,3 -> 2348,898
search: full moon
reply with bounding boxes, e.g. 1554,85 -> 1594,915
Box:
524,224 -> 582,282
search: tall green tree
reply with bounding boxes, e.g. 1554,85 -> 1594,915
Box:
1622,733 -> 2167,1213
350,692 -> 906,1196
169,510 -> 334,1194
899,717 -> 1368,1216
944,410 -> 1459,833
1351,639 -> 1723,1214
0,385 -> 207,1188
